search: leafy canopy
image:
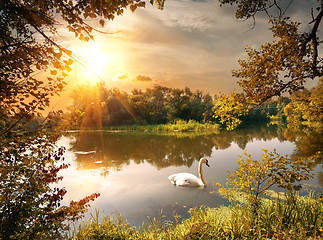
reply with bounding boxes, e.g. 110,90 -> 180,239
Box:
215,0 -> 323,129
284,78 -> 323,132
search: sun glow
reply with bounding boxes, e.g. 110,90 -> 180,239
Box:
73,43 -> 123,86
86,49 -> 110,75
79,45 -> 110,84
69,37 -> 153,92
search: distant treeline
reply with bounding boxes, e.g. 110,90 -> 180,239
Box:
67,82 -> 291,128
240,97 -> 290,125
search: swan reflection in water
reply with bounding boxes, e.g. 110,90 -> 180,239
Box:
168,157 -> 210,187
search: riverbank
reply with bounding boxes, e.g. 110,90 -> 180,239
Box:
72,192 -> 322,239
73,120 -> 220,135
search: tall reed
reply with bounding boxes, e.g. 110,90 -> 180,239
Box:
72,192 -> 322,239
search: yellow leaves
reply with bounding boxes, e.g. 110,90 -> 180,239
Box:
62,72 -> 68,77
58,83 -> 64,90
75,109 -> 85,117
150,0 -> 165,10
54,51 -> 63,59
66,66 -> 72,72
213,92 -> 249,130
234,17 -> 314,105
284,80 -> 323,131
67,25 -> 74,33
217,149 -> 315,205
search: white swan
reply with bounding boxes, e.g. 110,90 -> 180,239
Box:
168,158 -> 210,187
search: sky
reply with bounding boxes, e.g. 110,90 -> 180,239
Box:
53,0 -> 321,108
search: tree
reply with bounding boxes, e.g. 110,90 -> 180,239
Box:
284,79 -> 323,131
0,145 -> 100,239
164,87 -> 214,123
0,0 -> 164,238
68,82 -> 134,127
217,149 -> 315,210
283,79 -> 323,163
1,0 -> 164,133
69,84 -> 215,126
213,92 -> 249,130
141,85 -> 169,124
216,0 -> 323,129
216,1 -> 322,227
106,88 -> 135,125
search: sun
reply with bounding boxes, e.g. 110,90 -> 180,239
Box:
82,45 -> 111,82
71,39 -> 128,87
73,43 -> 113,85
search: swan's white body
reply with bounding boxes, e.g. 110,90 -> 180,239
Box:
168,158 -> 210,187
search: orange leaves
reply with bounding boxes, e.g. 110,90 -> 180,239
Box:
65,49 -> 72,57
150,0 -> 165,10
219,0 -> 271,20
64,57 -> 74,66
50,55 -> 73,79
99,19 -> 105,26
220,1 -> 322,108
234,17 -> 319,106
53,61 -> 62,69
130,4 -> 138,12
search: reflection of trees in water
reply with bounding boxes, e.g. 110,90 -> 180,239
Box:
70,132 -> 213,170
212,124 -> 284,150
68,124 -> 293,171
284,128 -> 323,164
283,126 -> 322,185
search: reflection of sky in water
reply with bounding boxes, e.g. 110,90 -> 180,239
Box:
56,133 -> 322,227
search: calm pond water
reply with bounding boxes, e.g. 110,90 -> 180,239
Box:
56,125 -> 322,227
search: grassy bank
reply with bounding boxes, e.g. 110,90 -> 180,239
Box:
72,192 -> 322,239
78,120 -> 220,135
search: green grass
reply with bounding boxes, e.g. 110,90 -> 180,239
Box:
78,120 -> 220,136
106,120 -> 219,132
72,192 -> 322,239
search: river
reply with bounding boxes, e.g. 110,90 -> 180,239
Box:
56,124 -> 322,227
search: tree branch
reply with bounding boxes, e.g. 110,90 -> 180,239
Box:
300,9 -> 323,76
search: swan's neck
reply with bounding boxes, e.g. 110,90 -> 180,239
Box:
198,160 -> 207,186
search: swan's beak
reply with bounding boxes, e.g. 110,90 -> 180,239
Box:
206,161 -> 210,167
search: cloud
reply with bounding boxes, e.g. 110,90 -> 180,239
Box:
111,73 -> 129,82
135,74 -> 153,82
117,73 -> 128,80
70,0 -> 317,95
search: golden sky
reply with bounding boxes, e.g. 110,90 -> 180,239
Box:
50,0 -> 320,110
